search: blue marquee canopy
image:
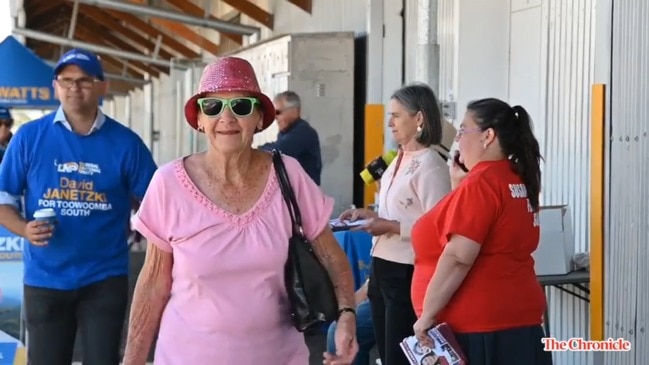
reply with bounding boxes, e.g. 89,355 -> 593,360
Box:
0,36 -> 59,109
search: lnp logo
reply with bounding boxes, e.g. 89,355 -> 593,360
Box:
54,160 -> 102,175
61,52 -> 91,63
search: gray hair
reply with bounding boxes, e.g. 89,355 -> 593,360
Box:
391,83 -> 442,146
275,90 -> 301,109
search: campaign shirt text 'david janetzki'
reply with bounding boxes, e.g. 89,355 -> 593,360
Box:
0,110 -> 157,290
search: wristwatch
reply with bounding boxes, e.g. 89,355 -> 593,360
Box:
337,307 -> 356,318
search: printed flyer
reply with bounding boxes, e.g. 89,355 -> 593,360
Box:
0,225 -> 26,365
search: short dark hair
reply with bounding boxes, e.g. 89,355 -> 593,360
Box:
466,98 -> 543,210
391,83 -> 443,146
275,90 -> 301,109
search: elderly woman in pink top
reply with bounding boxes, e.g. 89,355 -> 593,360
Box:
339,84 -> 452,365
122,57 -> 357,365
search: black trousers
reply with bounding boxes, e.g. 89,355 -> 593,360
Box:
23,275 -> 129,365
367,257 -> 417,365
455,325 -> 553,365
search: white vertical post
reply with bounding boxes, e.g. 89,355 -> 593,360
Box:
143,74 -> 155,159
175,79 -> 183,157
381,0 -> 403,151
416,0 -> 439,95
125,94 -> 132,129
366,0 -> 384,106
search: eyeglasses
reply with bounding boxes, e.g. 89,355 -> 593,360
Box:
55,77 -> 100,89
455,127 -> 483,141
197,97 -> 260,118
275,106 -> 297,116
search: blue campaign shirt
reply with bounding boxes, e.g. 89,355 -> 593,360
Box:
0,110 -> 157,290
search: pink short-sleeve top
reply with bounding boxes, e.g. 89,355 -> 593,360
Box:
131,154 -> 334,365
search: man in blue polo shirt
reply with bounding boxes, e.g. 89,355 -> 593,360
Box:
0,48 -> 157,365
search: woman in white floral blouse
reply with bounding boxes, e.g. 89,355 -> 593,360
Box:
338,84 -> 453,365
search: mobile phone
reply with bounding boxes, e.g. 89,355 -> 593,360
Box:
454,151 -> 469,173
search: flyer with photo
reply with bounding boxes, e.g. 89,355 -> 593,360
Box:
400,323 -> 467,365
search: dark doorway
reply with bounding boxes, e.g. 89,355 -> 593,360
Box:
353,34 -> 368,208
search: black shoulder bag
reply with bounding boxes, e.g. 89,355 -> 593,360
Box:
272,151 -> 339,332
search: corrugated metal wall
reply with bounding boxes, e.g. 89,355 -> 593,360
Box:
436,1 -> 597,364
607,1 -> 649,364
541,1 -> 596,364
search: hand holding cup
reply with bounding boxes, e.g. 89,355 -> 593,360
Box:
27,208 -> 57,246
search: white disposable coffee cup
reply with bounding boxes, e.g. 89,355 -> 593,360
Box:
33,208 -> 57,225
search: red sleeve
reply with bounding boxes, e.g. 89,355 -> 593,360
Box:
442,178 -> 501,245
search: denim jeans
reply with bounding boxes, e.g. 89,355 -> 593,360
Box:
327,299 -> 375,365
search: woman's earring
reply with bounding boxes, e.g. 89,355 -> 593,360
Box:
416,125 -> 423,135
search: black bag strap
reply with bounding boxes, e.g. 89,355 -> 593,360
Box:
272,150 -> 305,237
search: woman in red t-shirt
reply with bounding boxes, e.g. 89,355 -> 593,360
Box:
410,98 -> 552,364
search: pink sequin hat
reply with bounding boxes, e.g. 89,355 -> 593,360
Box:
184,57 -> 275,132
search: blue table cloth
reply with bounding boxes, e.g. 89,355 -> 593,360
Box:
333,230 -> 373,290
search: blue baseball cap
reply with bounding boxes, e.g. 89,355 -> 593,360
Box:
0,107 -> 12,121
54,48 -> 104,81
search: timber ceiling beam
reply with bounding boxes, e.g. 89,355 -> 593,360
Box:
32,43 -> 54,57
73,36 -> 155,78
147,17 -> 220,56
27,0 -> 63,20
287,0 -> 312,14
36,18 -> 69,33
73,24 -> 161,78
165,0 -> 242,44
76,4 -> 177,60
101,8 -> 200,59
219,0 -> 273,29
120,0 -> 219,56
30,7 -> 69,29
93,56 -> 144,81
99,57 -> 145,80
75,20 -> 170,74
66,0 -> 258,34
31,42 -> 59,63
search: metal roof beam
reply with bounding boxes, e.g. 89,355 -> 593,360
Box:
65,0 -> 260,35
13,27 -> 174,68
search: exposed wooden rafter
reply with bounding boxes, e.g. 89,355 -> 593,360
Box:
101,8 -> 200,59
76,4 -> 177,60
121,0 -> 219,56
73,24 -> 161,78
288,0 -> 313,14
27,0 -> 63,20
165,0 -> 242,44
147,18 -> 220,56
219,0 -> 274,29
21,0 -> 282,94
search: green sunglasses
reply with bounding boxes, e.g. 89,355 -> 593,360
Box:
197,97 -> 260,118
